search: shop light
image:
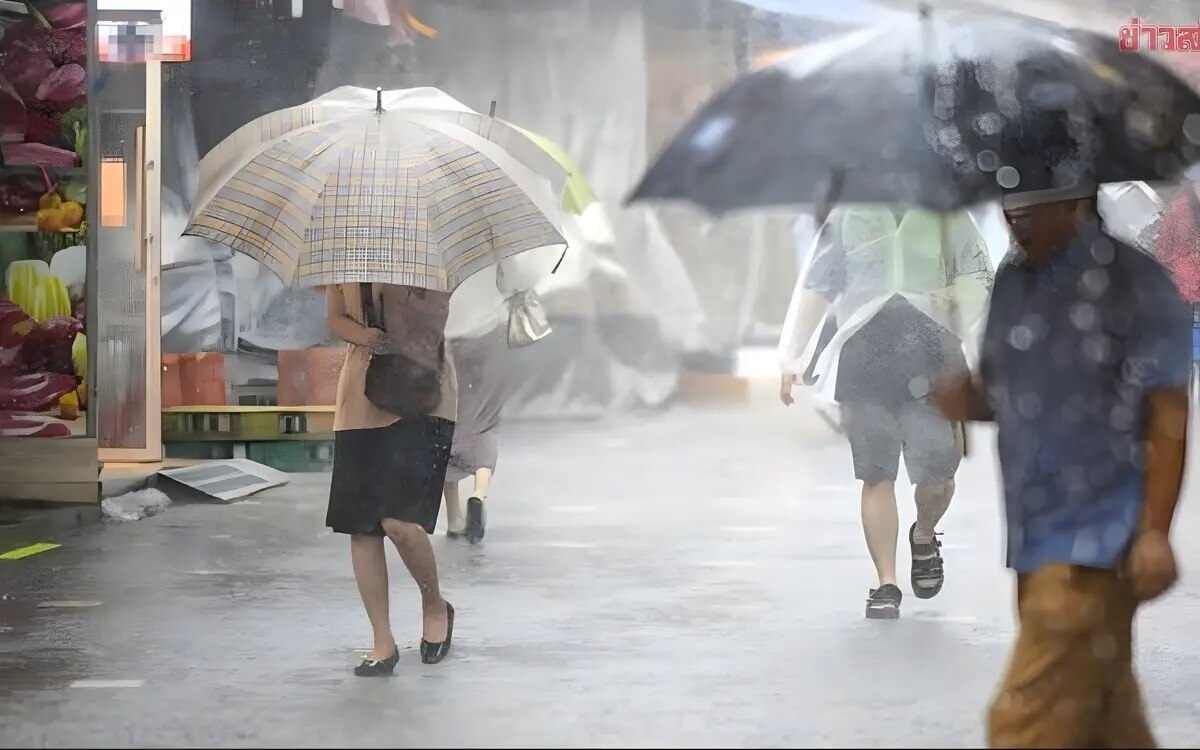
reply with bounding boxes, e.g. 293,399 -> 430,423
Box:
100,157 -> 127,227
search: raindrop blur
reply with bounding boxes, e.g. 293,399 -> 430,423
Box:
1026,81 -> 1078,110
938,127 -> 963,149
976,150 -> 1000,172
996,166 -> 1020,189
1069,302 -> 1096,331
1184,113 -> 1200,145
1082,334 -> 1113,364
1110,403 -> 1134,431
1016,393 -> 1041,419
1104,522 -> 1130,550
1080,268 -> 1110,297
690,115 -> 734,152
1008,325 -> 1034,351
1089,237 -> 1115,265
1071,530 -> 1100,560
972,112 -> 1004,137
908,375 -> 931,398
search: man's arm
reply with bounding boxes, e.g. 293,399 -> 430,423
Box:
779,214 -> 841,404
1125,262 -> 1192,601
1143,387 -> 1188,537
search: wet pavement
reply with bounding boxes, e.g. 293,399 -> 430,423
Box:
4,392 -> 1200,747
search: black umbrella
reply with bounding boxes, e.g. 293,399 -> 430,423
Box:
629,9 -> 1200,213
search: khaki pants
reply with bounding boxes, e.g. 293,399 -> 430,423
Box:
988,564 -> 1156,749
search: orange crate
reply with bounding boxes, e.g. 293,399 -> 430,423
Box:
161,354 -> 183,408
179,352 -> 227,406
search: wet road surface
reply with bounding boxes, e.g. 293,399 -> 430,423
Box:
4,393 -> 1200,747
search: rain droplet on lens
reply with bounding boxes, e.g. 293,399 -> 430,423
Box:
1072,529 -> 1100,560
996,166 -> 1021,189
1090,237 -> 1115,265
938,126 -> 963,149
1183,113 -> 1200,145
1110,403 -> 1134,431
1070,302 -> 1097,331
1082,334 -> 1112,363
689,115 -> 734,152
1104,522 -> 1129,549
1008,325 -> 1034,351
973,112 -> 1005,136
1081,268 -> 1110,296
908,375 -> 931,398
976,150 -> 1000,172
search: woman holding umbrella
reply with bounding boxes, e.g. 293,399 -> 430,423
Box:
184,90 -> 565,675
324,282 -> 458,674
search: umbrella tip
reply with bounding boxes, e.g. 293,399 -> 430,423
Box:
376,87 -> 383,113
489,100 -> 497,118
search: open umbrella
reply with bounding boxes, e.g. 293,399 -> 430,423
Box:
184,92 -> 564,292
630,9 -> 1200,213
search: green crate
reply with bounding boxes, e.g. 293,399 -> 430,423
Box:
246,441 -> 334,473
164,442 -> 235,460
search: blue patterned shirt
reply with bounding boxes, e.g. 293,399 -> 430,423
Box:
981,222 -> 1191,573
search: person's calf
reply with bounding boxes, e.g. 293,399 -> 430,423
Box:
381,517 -> 444,604
914,480 -> 954,544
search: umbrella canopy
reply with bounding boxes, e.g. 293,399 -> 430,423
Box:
193,86 -> 571,227
184,112 -> 564,291
630,9 -> 1200,213
510,124 -> 597,216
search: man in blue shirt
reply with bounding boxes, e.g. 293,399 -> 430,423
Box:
938,187 -> 1190,748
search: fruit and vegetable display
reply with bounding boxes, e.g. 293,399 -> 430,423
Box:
0,1 -> 88,438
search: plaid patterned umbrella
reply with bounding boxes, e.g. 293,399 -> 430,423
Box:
184,97 -> 565,291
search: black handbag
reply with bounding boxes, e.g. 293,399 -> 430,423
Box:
359,283 -> 443,418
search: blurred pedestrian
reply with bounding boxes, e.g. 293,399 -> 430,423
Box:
938,185 -> 1190,748
324,282 -> 458,675
780,206 -> 993,619
443,325 -> 508,544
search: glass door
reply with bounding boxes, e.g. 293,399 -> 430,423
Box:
94,60 -> 161,461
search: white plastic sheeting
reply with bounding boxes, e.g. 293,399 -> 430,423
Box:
101,488 -> 171,522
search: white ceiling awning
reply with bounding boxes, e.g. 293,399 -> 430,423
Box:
731,0 -> 902,25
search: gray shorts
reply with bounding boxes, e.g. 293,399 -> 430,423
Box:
841,400 -> 963,485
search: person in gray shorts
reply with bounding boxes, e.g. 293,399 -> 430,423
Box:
781,205 -> 992,618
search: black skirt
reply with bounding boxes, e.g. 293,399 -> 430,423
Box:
326,416 -> 455,536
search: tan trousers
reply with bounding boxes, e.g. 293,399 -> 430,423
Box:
988,564 -> 1156,749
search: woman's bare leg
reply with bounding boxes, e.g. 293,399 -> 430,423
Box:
444,480 -> 466,533
380,518 -> 449,642
473,467 -> 493,500
350,534 -> 395,659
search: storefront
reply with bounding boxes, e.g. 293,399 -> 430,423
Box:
0,0 -> 184,503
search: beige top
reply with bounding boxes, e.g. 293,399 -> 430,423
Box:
328,283 -> 457,432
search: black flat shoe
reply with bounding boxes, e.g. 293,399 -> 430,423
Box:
354,646 -> 399,677
420,602 -> 455,665
466,498 -> 486,544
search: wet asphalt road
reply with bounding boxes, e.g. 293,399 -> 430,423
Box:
4,391 -> 1200,748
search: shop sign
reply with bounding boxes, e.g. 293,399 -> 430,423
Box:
97,0 -> 191,62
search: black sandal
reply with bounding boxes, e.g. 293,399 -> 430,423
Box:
354,646 -> 399,677
420,602 -> 455,665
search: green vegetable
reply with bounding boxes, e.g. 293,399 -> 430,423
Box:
60,108 -> 87,159
61,179 -> 85,204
